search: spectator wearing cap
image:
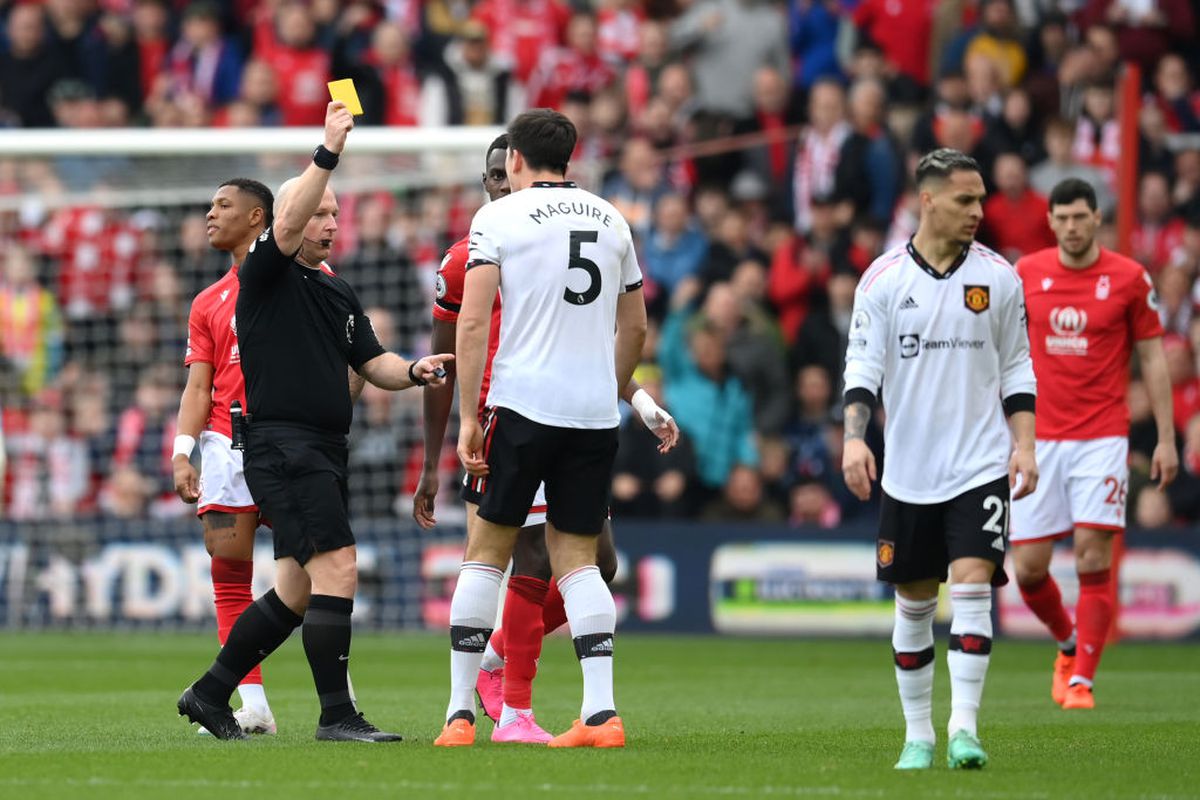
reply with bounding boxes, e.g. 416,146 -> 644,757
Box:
834,78 -> 901,229
980,152 -> 1055,262
0,4 -> 70,127
669,0 -> 789,121
166,2 -> 244,108
422,21 -> 523,126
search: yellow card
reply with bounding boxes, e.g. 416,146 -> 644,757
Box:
327,79 -> 364,116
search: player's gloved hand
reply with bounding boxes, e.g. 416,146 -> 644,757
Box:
631,389 -> 680,453
413,468 -> 439,529
411,353 -> 454,387
173,456 -> 200,504
458,416 -> 489,477
1150,440 -> 1179,491
1009,446 -> 1039,500
842,438 -> 876,501
324,101 -> 354,154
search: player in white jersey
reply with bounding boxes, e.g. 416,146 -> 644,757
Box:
436,109 -> 646,749
842,149 -> 1038,771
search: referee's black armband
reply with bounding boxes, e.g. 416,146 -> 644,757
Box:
843,387 -> 877,411
1002,393 -> 1036,417
408,360 -> 428,387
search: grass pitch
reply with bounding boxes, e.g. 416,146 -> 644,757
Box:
1,633 -> 1197,799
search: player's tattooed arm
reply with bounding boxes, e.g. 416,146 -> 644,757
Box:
844,402 -> 871,442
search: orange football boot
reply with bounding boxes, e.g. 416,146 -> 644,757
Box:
1052,651 -> 1075,705
1062,683 -> 1095,710
548,716 -> 626,748
434,717 -> 476,746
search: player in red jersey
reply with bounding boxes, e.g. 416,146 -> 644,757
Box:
172,178 -> 278,735
1012,178 -> 1178,710
415,134 -> 677,745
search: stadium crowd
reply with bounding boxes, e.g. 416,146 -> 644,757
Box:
1,0 -> 1199,528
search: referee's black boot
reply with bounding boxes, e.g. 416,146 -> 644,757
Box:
177,686 -> 248,740
315,711 -> 403,742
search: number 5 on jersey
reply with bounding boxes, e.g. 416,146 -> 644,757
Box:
565,230 -> 601,306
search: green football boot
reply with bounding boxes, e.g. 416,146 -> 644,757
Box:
946,729 -> 989,769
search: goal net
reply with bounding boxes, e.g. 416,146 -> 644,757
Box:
0,125 -> 540,629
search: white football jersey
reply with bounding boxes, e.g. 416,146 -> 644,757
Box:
467,181 -> 643,429
844,241 -> 1036,504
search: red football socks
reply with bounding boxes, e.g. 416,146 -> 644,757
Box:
501,576 -> 549,709
1072,568 -> 1114,684
211,557 -> 262,686
543,577 -> 568,635
1018,573 -> 1075,643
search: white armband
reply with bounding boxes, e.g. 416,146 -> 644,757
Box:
173,434 -> 197,459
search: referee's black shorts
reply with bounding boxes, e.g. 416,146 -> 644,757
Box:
243,423 -> 355,565
876,475 -> 1011,587
475,407 -> 617,535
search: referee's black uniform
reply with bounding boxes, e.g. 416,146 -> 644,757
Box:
235,227 -> 385,563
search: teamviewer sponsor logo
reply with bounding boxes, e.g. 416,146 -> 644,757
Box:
899,334 -> 920,358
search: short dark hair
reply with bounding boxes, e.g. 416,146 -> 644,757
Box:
220,177 -> 274,227
1048,178 -> 1098,212
915,148 -> 981,188
486,133 -> 508,163
507,109 -> 576,175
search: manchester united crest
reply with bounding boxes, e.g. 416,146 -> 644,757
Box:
963,285 -> 989,314
877,539 -> 895,567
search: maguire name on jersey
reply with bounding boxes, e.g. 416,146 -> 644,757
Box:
844,242 -> 1036,504
467,182 -> 643,429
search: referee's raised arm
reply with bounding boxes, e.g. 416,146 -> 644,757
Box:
274,102 -> 353,257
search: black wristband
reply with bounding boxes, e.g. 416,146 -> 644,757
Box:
408,360 -> 427,387
313,145 -> 339,170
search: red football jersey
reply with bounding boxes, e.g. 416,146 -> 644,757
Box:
433,236 -> 501,415
1017,247 -> 1164,440
184,266 -> 245,439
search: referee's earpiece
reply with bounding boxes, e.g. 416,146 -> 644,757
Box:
304,237 -> 333,248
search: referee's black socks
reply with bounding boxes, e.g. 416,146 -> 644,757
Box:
194,589 -> 303,705
303,594 -> 357,725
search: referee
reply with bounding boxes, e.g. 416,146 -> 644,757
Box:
178,101 -> 451,742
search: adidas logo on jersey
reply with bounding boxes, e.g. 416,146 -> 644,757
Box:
899,296 -> 919,310
991,535 -> 1005,552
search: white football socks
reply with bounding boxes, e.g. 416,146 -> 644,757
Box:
445,562 -> 503,722
893,594 -> 937,744
947,583 -> 993,738
559,565 -> 616,723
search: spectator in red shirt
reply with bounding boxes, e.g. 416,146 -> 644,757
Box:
527,12 -> 616,111
1164,334 -> 1200,434
472,0 -> 571,84
259,1 -> 330,126
623,20 -> 670,120
597,0 -> 644,65
980,152 -> 1055,262
131,0 -> 171,105
355,21 -> 423,127
852,0 -> 935,87
1133,171 -> 1186,272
